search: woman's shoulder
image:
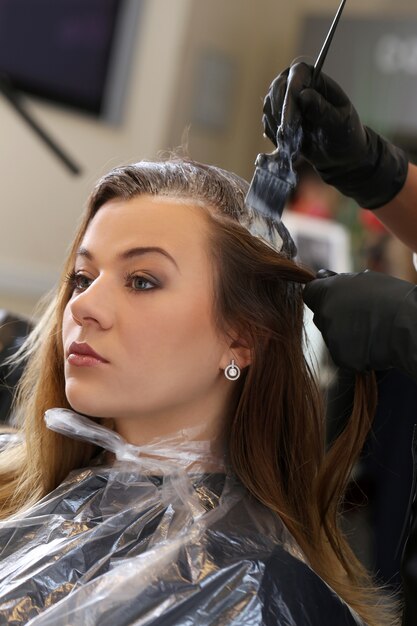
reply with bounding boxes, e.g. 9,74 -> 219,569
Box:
259,545 -> 365,626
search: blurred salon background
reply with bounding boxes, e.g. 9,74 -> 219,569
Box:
1,0 -> 417,596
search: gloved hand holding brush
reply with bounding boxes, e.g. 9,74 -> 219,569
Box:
263,62 -> 409,210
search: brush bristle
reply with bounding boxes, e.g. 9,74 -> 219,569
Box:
245,167 -> 292,220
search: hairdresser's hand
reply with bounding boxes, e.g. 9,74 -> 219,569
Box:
263,62 -> 408,209
303,270 -> 417,378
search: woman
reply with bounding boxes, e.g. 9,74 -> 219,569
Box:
0,159 -> 395,625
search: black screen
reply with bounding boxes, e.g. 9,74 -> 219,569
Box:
0,0 -> 122,114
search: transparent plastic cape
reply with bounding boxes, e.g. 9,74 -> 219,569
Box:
0,409 -> 365,626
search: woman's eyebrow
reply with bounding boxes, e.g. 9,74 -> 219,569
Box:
76,246 -> 179,270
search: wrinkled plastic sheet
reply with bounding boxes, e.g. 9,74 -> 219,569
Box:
0,409 -> 364,625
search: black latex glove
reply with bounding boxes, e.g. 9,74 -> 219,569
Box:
263,62 -> 408,209
303,270 -> 417,377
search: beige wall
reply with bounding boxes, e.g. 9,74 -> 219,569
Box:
166,0 -> 300,179
1,0 -> 417,316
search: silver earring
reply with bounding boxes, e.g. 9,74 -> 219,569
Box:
224,359 -> 241,381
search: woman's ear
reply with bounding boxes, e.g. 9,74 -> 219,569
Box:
220,334 -> 252,371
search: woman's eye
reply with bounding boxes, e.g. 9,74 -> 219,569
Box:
68,272 -> 93,292
127,275 -> 156,292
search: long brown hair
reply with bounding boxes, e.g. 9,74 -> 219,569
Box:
0,159 -> 397,625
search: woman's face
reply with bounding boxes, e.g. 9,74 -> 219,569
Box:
62,194 -> 240,443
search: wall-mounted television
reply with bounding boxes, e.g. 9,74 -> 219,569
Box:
0,0 -> 143,123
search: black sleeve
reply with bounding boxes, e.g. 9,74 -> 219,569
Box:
401,428 -> 417,626
390,287 -> 417,381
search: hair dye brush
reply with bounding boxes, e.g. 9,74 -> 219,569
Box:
245,0 -> 346,221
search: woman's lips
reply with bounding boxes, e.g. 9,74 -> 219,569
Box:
67,342 -> 109,367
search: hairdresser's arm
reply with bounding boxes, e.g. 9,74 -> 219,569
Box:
372,163 -> 417,252
263,63 -> 417,250
303,270 -> 417,380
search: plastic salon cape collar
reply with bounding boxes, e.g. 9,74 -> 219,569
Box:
0,409 -> 366,626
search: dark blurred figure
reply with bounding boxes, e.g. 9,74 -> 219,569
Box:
0,311 -> 32,423
327,367 -> 417,590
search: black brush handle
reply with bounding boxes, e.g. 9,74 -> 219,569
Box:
312,0 -> 347,85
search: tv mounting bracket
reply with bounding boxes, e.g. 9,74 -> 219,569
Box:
0,73 -> 81,175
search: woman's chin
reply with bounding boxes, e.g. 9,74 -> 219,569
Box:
66,391 -> 105,418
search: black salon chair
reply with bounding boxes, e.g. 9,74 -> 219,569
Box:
0,310 -> 33,424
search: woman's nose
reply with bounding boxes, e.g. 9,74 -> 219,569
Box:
69,277 -> 113,330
